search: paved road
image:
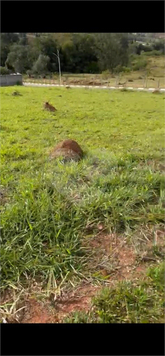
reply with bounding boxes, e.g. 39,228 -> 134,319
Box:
23,82 -> 165,92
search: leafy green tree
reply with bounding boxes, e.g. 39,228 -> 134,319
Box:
62,34 -> 99,73
1,33 -> 19,45
37,35 -> 59,72
0,66 -> 10,75
94,33 -> 121,72
6,45 -> 32,73
0,33 -> 19,67
153,39 -> 165,53
32,54 -> 50,75
118,33 -> 129,66
18,33 -> 28,46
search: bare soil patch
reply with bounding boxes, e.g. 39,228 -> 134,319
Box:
1,226 -> 164,323
20,298 -> 57,323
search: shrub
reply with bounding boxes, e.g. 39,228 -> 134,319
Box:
121,66 -> 131,73
114,65 -> 131,74
132,57 -> 148,71
101,69 -> 111,79
86,62 -> 100,74
144,50 -> 163,56
32,54 -> 50,76
0,66 -> 10,75
114,65 -> 123,73
16,81 -> 22,86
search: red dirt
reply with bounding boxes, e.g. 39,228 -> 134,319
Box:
18,283 -> 99,323
1,227 -> 164,323
21,298 -> 57,323
50,139 -> 83,161
88,233 -> 138,280
54,283 -> 99,321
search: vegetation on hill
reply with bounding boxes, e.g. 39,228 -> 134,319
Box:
0,33 -> 164,76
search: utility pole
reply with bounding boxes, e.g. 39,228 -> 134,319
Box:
53,50 -> 62,85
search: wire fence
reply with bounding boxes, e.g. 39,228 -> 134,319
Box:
23,75 -> 165,89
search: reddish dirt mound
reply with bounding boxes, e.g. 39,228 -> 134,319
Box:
50,139 -> 83,162
152,89 -> 161,94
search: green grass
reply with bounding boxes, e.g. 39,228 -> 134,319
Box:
0,86 -> 165,322
63,262 -> 165,323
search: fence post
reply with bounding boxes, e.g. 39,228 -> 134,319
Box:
143,77 -> 145,88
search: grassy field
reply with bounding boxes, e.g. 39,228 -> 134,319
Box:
23,55 -> 165,89
0,85 -> 165,323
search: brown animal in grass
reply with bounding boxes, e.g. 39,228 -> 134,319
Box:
44,102 -> 57,112
12,91 -> 22,96
50,139 -> 83,162
66,86 -> 71,89
152,89 -> 160,94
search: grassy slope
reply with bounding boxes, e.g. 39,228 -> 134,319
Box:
0,86 -> 165,322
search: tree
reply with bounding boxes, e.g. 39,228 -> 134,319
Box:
118,33 -> 129,66
38,35 -> 59,72
153,39 -> 165,53
19,33 -> 28,46
0,66 -> 10,75
6,44 -> 32,73
62,34 -> 99,73
0,33 -> 19,67
32,54 -> 50,75
0,41 -> 10,67
94,33 -> 121,72
1,33 -> 19,45
27,37 -> 41,65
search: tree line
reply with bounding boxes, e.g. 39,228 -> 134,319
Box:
0,33 -> 164,76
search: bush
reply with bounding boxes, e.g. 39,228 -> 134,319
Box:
114,65 -> 131,74
0,66 -> 10,75
26,70 -> 33,77
132,57 -> 148,71
16,81 -> 22,86
86,61 -> 100,74
32,54 -> 50,76
101,69 -> 111,79
153,39 -> 165,53
144,50 -> 163,56
114,65 -> 123,73
121,66 -> 131,73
